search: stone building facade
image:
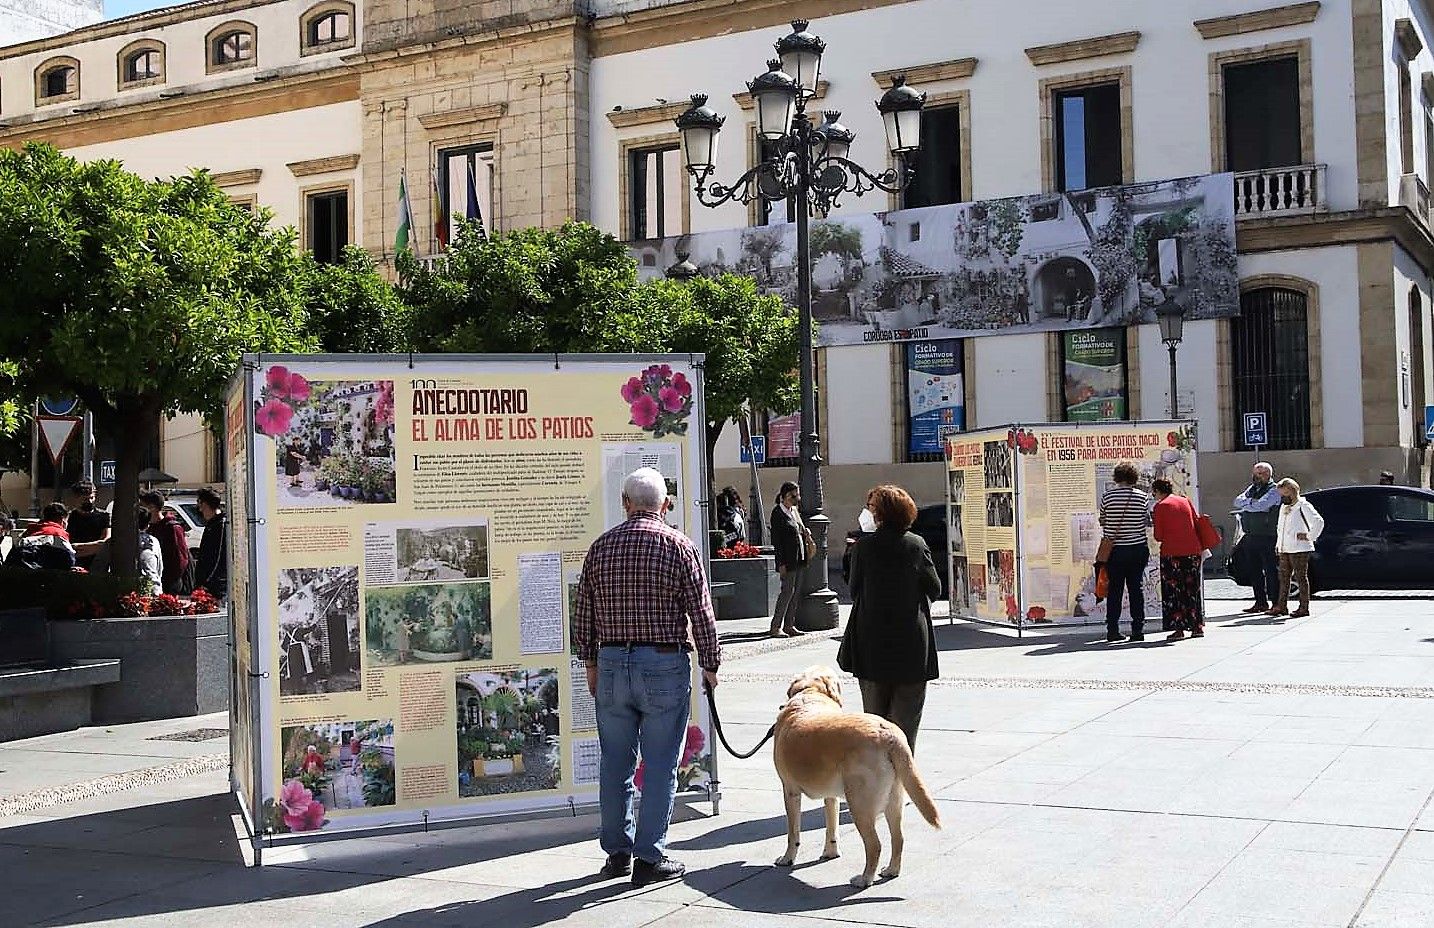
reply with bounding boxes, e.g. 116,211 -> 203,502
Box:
0,0 -> 1431,542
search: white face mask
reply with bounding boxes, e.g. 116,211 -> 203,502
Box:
858,508 -> 878,533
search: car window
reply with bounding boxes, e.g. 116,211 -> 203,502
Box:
176,503 -> 205,527
1388,494 -> 1434,522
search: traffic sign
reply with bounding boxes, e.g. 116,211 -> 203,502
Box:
100,460 -> 116,486
739,435 -> 767,465
1243,412 -> 1268,447
37,416 -> 81,467
39,395 -> 80,417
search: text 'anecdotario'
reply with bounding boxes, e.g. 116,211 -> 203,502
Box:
409,387 -> 595,442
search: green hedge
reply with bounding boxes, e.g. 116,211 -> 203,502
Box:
0,567 -> 142,620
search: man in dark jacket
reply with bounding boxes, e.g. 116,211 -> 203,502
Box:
1232,462 -> 1281,613
6,503 -> 79,571
837,485 -> 942,753
140,490 -> 191,594
194,487 -> 227,599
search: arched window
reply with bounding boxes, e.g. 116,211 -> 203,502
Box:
300,2 -> 355,55
118,40 -> 165,89
1231,286 -> 1312,449
206,21 -> 257,73
34,57 -> 80,105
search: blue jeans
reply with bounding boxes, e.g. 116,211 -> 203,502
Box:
596,645 -> 692,863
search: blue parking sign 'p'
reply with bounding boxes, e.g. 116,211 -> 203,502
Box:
1425,405 -> 1434,442
1243,412 -> 1268,447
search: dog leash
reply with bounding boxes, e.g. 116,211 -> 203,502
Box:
704,683 -> 776,759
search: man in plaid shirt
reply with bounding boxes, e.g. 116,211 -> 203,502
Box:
575,467 -> 719,886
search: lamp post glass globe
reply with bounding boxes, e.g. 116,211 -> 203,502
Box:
748,59 -> 800,140
812,111 -> 854,163
877,75 -> 926,153
676,93 -> 723,177
775,19 -> 825,97
1157,302 -> 1185,346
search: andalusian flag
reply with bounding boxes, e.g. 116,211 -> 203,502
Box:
394,170 -> 414,254
431,164 -> 449,250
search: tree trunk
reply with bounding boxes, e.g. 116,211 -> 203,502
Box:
110,408 -> 159,585
704,417 -> 723,517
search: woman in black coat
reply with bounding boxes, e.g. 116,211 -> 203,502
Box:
768,481 -> 811,638
837,484 -> 942,753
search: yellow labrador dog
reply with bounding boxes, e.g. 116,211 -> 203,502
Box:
773,666 -> 941,887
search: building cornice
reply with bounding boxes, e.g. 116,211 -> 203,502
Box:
352,16 -> 583,64
588,0 -> 916,58
418,103 -> 508,130
870,58 -> 978,87
1193,2 -> 1321,40
0,68 -> 358,150
0,0 -> 291,62
1396,17 -> 1425,59
606,100 -> 689,128
1238,207 -> 1434,271
286,154 -> 360,176
1024,31 -> 1141,67
211,168 -> 263,187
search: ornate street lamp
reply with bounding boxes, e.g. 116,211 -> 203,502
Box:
1157,303 -> 1186,419
674,20 -> 926,630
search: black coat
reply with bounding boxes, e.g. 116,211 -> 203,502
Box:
770,504 -> 805,571
195,514 -> 227,596
837,527 -> 942,683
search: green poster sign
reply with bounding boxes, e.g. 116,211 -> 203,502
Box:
1063,329 -> 1127,421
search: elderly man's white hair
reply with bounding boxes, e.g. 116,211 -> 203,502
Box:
1254,461 -> 1273,476
623,467 -> 668,512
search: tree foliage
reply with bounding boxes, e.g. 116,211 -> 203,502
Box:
0,143 -> 314,567
303,246 -> 413,354
401,220 -> 638,353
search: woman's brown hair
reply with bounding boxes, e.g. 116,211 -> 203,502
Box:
1112,462 -> 1140,485
866,484 -> 918,531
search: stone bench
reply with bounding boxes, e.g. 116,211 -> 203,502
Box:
0,659 -> 122,742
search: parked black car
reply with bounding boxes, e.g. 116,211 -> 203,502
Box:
842,504 -> 949,598
1229,485 -> 1434,592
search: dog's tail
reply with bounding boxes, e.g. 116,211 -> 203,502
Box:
888,736 -> 941,829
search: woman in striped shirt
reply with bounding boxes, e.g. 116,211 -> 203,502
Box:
1097,462 -> 1152,642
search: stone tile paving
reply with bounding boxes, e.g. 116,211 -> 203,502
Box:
3,594 -> 1434,926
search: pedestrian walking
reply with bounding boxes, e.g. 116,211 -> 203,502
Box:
768,481 -> 812,638
836,485 -> 942,753
1271,478 -> 1324,618
572,467 -> 720,887
1097,462 -> 1152,642
1233,462 -> 1282,614
1151,478 -> 1204,641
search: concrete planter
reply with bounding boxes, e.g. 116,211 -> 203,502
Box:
708,556 -> 779,620
49,611 -> 229,723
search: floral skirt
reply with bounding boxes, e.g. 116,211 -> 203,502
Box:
1159,555 -> 1204,632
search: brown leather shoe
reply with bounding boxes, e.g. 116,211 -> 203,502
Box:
1242,604 -> 1270,614
1266,607 -> 1289,617
1290,609 -> 1310,618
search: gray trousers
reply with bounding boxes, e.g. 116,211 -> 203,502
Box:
771,566 -> 803,631
858,679 -> 928,754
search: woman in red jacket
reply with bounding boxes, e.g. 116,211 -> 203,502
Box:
1151,478 -> 1205,641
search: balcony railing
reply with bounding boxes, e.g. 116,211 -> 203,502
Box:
1233,164 -> 1326,219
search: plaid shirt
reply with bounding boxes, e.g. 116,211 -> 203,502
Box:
573,511 -> 720,672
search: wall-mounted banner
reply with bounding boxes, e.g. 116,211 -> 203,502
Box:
947,421 -> 1199,628
1062,328 -> 1127,421
633,173 -> 1238,347
906,339 -> 965,455
227,355 -> 715,859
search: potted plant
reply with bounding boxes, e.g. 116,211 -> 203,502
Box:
709,541 -> 779,620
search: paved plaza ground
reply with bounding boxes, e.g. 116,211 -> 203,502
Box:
4,589 -> 1434,926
